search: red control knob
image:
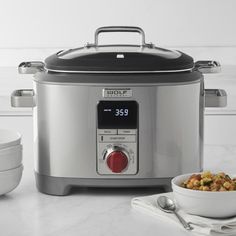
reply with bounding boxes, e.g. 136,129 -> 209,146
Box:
106,151 -> 128,173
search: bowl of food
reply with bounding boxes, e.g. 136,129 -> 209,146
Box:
172,171 -> 236,218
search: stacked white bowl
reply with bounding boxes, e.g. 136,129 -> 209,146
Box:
0,129 -> 23,195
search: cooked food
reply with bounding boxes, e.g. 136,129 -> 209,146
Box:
181,171 -> 236,191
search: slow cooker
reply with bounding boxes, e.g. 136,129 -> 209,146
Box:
11,26 -> 227,195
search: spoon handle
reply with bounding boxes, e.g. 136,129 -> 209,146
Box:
173,211 -> 193,230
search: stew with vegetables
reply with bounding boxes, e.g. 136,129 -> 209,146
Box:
181,171 -> 236,191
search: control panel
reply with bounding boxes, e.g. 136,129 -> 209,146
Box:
97,101 -> 138,175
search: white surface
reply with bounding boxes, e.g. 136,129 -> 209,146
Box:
0,117 -> 235,235
132,192 -> 236,235
0,129 -> 21,149
172,173 -> 236,218
205,116 -> 236,145
0,164 -> 23,196
204,145 -> 236,173
0,0 -> 236,48
0,144 -> 22,171
0,145 -> 235,236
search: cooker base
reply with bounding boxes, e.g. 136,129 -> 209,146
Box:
35,172 -> 173,196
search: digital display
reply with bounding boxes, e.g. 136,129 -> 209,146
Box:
97,101 -> 138,129
114,108 -> 129,117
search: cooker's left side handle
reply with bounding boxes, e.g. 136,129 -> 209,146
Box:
11,89 -> 36,107
18,61 -> 44,74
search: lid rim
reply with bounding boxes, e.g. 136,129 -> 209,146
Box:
45,67 -> 194,74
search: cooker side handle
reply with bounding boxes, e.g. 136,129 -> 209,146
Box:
205,89 -> 227,107
11,89 -> 36,107
18,61 -> 44,74
195,61 -> 221,73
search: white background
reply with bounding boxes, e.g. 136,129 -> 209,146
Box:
0,0 -> 235,150
0,3 -> 235,234
0,0 -> 236,66
0,0 -> 236,47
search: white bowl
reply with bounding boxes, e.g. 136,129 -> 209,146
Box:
172,173 -> 236,218
0,129 -> 21,150
0,144 -> 22,171
0,164 -> 23,195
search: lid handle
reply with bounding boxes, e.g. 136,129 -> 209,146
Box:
93,26 -> 147,47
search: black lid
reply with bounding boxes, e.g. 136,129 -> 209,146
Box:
45,26 -> 194,73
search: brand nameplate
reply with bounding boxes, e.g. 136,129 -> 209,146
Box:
103,88 -> 132,98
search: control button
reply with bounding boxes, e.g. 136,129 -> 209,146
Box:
106,151 -> 128,173
118,129 -> 136,135
99,135 -> 136,143
98,129 -> 117,135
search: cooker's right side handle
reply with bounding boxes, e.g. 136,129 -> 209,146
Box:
195,61 -> 221,74
205,89 -> 227,107
11,89 -> 36,107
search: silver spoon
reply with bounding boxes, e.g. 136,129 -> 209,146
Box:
157,196 -> 193,230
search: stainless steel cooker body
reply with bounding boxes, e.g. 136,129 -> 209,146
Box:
35,72 -> 204,177
11,26 -> 227,195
